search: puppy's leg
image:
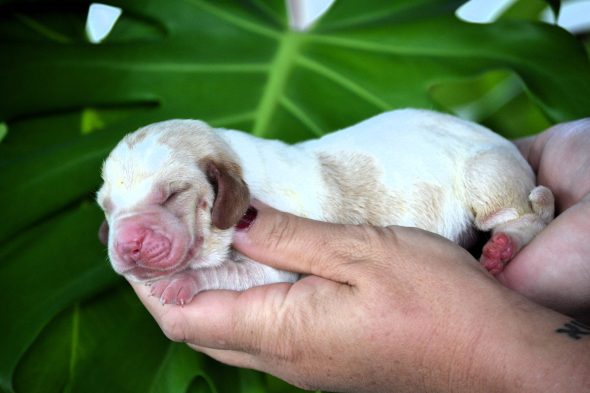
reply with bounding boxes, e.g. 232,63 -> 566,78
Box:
477,186 -> 554,274
149,257 -> 298,305
465,150 -> 554,275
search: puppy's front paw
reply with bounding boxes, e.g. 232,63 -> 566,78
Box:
149,273 -> 200,305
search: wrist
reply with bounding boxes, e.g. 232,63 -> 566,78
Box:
447,290 -> 590,392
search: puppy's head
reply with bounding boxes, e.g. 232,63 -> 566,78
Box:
96,120 -> 249,281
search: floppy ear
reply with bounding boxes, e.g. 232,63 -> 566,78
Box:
98,220 -> 109,245
202,159 -> 250,230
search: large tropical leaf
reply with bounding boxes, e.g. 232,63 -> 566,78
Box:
1,0 -> 589,392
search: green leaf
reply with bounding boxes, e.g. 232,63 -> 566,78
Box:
0,202 -> 116,392
546,0 -> 561,19
499,0 -> 558,22
13,286 -> 218,393
2,1 -> 590,392
0,123 -> 7,143
429,70 -> 553,136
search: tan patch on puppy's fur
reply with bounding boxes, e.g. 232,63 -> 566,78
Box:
125,129 -> 148,148
318,152 -> 405,226
411,182 -> 444,231
464,148 -> 535,228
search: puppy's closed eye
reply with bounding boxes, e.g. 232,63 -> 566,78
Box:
159,182 -> 191,206
163,190 -> 182,206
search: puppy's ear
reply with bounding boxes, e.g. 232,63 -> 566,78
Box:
202,159 -> 250,230
98,220 -> 109,245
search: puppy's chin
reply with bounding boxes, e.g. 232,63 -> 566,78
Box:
123,267 -> 172,282
119,255 -> 193,281
113,250 -> 199,282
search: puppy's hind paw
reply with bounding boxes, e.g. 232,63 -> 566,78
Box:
480,233 -> 516,275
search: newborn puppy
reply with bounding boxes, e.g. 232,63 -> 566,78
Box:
96,109 -> 554,305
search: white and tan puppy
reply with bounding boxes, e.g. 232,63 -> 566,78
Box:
96,109 -> 554,305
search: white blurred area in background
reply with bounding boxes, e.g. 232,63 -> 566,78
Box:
86,3 -> 121,43
457,0 -> 590,32
86,0 -> 590,43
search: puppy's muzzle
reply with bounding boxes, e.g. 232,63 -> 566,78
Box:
111,213 -> 190,273
116,227 -> 172,268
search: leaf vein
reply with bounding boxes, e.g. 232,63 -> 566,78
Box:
279,96 -> 324,136
183,0 -> 280,39
53,62 -> 270,74
68,304 -> 80,386
297,56 -> 390,111
15,13 -> 73,44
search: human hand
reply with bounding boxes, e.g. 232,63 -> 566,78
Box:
129,203 -> 589,393
499,119 -> 590,318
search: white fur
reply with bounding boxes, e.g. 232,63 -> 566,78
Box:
220,109 -> 532,243
100,132 -> 173,212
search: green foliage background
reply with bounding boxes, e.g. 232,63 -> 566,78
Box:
1,0 -> 589,392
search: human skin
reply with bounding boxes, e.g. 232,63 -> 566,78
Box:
129,120 -> 590,392
499,119 -> 590,318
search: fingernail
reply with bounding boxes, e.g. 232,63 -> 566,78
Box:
236,206 -> 258,231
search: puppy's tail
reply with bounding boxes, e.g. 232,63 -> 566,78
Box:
529,185 -> 555,224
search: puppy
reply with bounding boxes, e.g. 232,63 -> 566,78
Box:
96,109 -> 554,305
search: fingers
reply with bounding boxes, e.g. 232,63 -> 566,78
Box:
513,135 -> 535,160
187,344 -> 259,370
127,202 -> 372,365
496,199 -> 590,316
232,201 -> 380,282
129,280 -> 294,352
546,118 -> 590,134
515,118 -> 590,175
130,281 -> 245,348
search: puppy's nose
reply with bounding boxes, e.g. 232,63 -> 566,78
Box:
116,235 -> 146,263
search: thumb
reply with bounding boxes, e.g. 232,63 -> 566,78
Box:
232,201 -> 373,282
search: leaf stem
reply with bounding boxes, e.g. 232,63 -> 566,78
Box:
253,31 -> 303,136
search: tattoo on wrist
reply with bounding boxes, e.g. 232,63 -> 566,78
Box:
555,319 -> 590,340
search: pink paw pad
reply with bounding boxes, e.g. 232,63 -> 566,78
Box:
148,274 -> 200,305
480,233 -> 516,275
